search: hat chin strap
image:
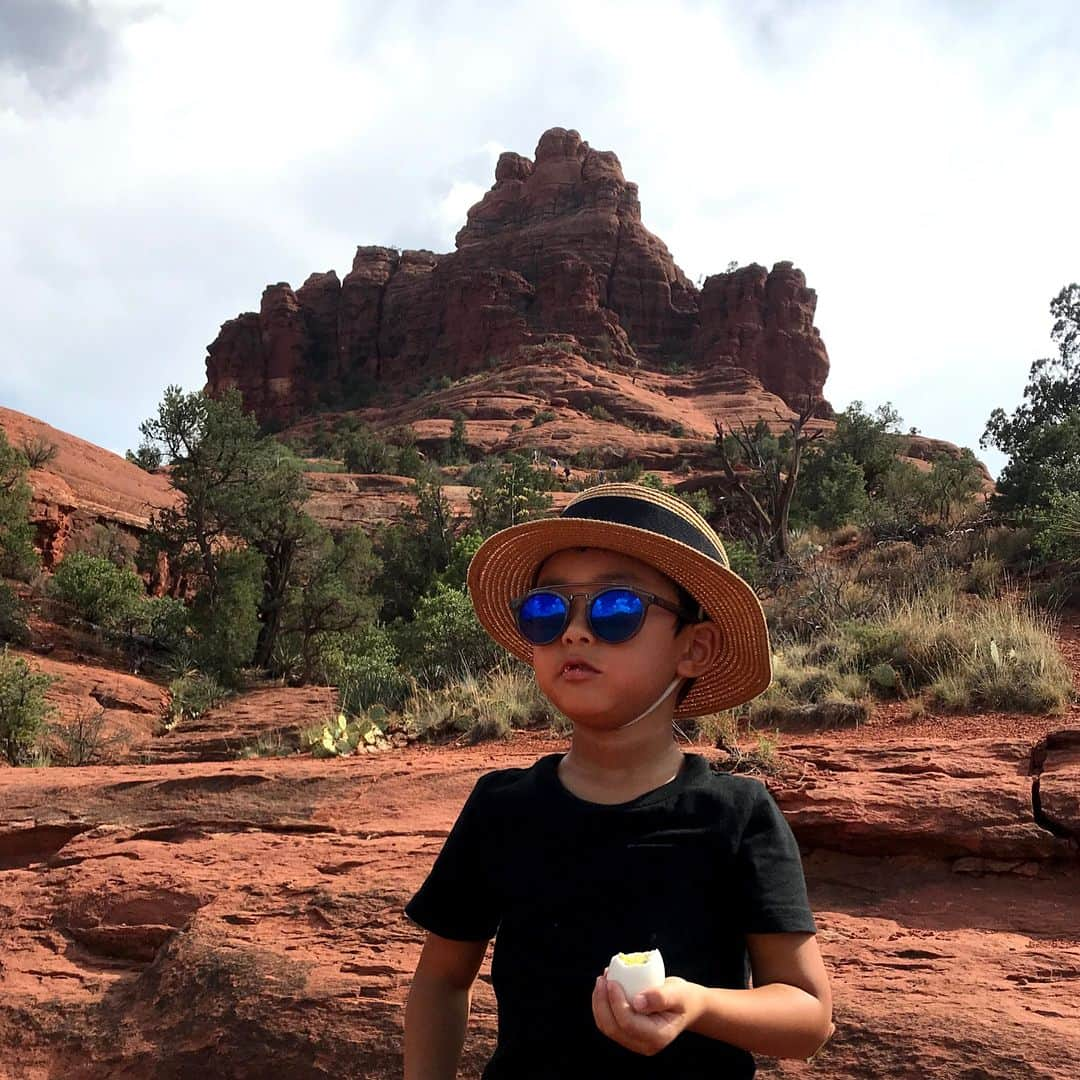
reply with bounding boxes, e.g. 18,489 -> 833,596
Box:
617,677 -> 684,730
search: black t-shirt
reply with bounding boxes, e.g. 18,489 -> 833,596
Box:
406,753 -> 816,1079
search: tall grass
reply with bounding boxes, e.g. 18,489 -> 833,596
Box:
401,660 -> 562,743
773,589 -> 1072,715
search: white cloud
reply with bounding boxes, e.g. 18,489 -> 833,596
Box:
1,0 -> 1078,474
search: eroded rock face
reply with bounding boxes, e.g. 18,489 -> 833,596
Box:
205,128 -> 831,425
0,406 -> 177,568
694,262 -> 830,413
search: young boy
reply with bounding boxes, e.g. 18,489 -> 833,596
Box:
404,484 -> 832,1077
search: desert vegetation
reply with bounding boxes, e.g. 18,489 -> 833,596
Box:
1,284 -> 1078,761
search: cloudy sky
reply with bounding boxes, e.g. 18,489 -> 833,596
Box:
3,0 -> 1079,475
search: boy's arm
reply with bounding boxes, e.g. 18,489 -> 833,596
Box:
686,931 -> 832,1057
594,931 -> 832,1060
404,932 -> 489,1080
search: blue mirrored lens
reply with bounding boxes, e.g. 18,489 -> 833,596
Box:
518,592 -> 569,644
590,589 -> 645,642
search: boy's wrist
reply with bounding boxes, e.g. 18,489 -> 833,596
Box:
679,979 -> 711,1030
684,983 -> 739,1037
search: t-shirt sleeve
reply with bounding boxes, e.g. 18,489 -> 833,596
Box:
404,773 -> 502,942
733,782 -> 816,934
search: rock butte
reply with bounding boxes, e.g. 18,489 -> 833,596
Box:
1,129 -> 986,567
205,127 -> 831,429
199,125 -> 986,507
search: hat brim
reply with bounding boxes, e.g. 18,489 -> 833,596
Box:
467,518 -> 772,717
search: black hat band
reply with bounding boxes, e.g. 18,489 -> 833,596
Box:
561,495 -> 727,566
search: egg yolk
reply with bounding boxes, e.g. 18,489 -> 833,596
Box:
616,952 -> 651,965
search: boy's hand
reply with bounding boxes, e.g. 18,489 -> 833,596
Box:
592,973 -> 703,1055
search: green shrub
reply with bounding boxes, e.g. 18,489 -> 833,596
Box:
793,449 -> 869,529
0,430 -> 37,580
0,584 -> 28,644
439,531 -> 484,591
167,670 -> 227,724
189,549 -> 263,684
588,404 -> 614,422
678,489 -> 714,519
1034,490 -> 1080,562
531,410 -> 557,427
0,649 -> 55,764
440,414 -> 469,464
49,551 -> 145,628
324,624 -> 412,713
467,455 -> 554,536
725,539 -> 764,590
137,596 -> 191,654
392,583 -> 502,685
343,427 -> 394,474
125,442 -> 163,471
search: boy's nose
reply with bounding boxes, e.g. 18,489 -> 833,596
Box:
560,596 -> 595,643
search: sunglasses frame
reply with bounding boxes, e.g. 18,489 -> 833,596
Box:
509,583 -> 698,645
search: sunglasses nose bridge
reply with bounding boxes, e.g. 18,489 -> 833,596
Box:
560,592 -> 595,639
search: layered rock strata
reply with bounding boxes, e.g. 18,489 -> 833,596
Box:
205,128 -> 830,425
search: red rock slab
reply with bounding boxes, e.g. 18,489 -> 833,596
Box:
7,648 -> 168,763
1,737 -> 1078,1077
142,684 -> 337,764
763,853 -> 1080,1080
773,739 -> 1076,861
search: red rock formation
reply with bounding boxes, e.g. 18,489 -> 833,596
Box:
694,261 -> 831,413
0,406 -> 177,568
205,128 -> 830,426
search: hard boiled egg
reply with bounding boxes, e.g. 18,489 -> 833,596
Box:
607,949 -> 665,1001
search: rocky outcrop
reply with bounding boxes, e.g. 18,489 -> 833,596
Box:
694,261 -> 830,413
0,734 -> 1077,1077
0,406 -> 177,568
205,128 -> 831,426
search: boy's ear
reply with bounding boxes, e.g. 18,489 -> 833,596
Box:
676,621 -> 723,679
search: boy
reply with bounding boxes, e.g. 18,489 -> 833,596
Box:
404,484 -> 832,1077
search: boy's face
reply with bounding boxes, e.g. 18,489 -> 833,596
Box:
530,547 -> 699,729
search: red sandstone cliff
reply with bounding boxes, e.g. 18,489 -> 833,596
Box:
205,128 -> 831,426
0,407 -> 178,568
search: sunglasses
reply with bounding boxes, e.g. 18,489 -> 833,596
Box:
510,584 -> 698,646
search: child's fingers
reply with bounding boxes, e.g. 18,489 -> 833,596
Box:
606,978 -> 648,1031
592,976 -> 619,1038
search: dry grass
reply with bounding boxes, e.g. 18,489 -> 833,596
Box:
402,660 -> 562,743
767,589 -> 1072,716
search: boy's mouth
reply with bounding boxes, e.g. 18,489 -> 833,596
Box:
560,658 -> 601,679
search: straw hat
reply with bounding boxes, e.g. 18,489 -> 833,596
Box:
467,483 -> 771,717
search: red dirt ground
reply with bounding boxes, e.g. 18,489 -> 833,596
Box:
1,632 -> 1078,1077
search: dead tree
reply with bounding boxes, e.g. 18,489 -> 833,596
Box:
712,399 -> 824,561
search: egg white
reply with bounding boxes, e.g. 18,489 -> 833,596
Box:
607,949 -> 665,1001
